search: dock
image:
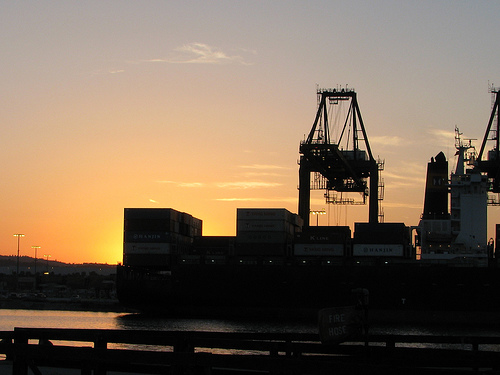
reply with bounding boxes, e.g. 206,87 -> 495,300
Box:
1,328 -> 500,374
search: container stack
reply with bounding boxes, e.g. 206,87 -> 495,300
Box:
352,222 -> 409,258
294,226 -> 350,257
123,208 -> 202,268
235,208 -> 302,256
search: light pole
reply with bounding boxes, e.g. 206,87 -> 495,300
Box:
13,234 -> 25,291
310,210 -> 326,226
43,254 -> 51,274
13,234 -> 25,274
31,246 -> 41,275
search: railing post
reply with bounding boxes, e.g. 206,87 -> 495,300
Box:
173,335 -> 195,375
386,339 -> 395,352
12,331 -> 28,375
472,340 -> 479,372
94,334 -> 108,375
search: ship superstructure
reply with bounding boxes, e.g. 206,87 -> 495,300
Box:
418,87 -> 500,264
450,130 -> 488,257
418,129 -> 489,263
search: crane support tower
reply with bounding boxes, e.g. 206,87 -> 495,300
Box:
298,88 -> 379,227
478,87 -> 500,195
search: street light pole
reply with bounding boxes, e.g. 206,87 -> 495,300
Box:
31,246 -> 41,291
43,254 -> 51,274
13,234 -> 25,290
31,246 -> 41,275
310,210 -> 326,226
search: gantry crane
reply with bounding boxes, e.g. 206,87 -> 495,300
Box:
477,87 -> 500,199
298,88 -> 380,226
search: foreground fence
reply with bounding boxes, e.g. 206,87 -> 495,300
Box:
0,328 -> 500,374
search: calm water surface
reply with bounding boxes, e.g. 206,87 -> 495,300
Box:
1,309 -> 500,336
0,309 -> 318,333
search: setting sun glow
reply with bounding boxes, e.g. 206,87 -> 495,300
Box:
1,2 -> 500,264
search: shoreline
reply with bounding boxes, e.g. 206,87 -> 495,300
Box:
0,298 -> 133,313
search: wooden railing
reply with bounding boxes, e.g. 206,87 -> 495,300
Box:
0,328 -> 499,374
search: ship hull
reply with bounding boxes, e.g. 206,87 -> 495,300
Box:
117,262 -> 500,316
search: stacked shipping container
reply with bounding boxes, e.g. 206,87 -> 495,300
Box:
122,208 -> 412,268
294,226 -> 350,257
235,208 -> 302,256
123,208 -> 202,268
352,222 -> 410,257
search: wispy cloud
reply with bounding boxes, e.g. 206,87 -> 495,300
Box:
179,182 -> 205,188
426,127 -> 457,147
158,180 -> 281,189
93,43 -> 255,76
369,136 -> 404,146
239,164 -> 291,177
427,128 -> 455,139
240,164 -> 290,170
381,201 -> 423,209
146,43 -> 254,65
215,197 -> 297,203
242,172 -> 285,177
383,171 -> 424,183
216,182 -> 282,189
89,68 -> 126,76
157,180 -> 205,187
149,199 -> 159,203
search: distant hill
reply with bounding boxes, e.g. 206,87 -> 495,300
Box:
0,255 -> 116,275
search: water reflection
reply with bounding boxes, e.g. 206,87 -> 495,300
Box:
1,309 -> 500,338
115,313 -> 318,334
0,309 -> 122,331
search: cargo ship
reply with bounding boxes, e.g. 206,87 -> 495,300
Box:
116,87 -> 500,316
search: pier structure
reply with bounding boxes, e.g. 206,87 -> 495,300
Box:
2,328 -> 500,374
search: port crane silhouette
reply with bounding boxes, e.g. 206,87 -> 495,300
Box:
298,88 -> 381,226
477,87 -> 500,200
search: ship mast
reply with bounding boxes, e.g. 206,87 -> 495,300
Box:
450,128 -> 488,254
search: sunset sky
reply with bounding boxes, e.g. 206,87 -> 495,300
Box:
2,1 -> 500,264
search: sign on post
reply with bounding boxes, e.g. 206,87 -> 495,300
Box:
318,306 -> 363,344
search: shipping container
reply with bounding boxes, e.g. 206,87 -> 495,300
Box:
124,253 -> 170,268
236,231 -> 294,244
294,243 -> 345,256
295,226 -> 351,244
125,218 -> 177,232
204,255 -> 227,265
192,236 -> 235,256
235,243 -> 290,256
237,220 -> 297,235
352,244 -> 404,257
124,208 -> 180,221
124,231 -> 175,243
178,255 -> 201,264
124,243 -> 172,254
237,208 -> 296,223
124,208 -> 202,236
353,222 -> 409,244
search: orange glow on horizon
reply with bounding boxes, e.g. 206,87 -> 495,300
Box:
1,2 -> 500,264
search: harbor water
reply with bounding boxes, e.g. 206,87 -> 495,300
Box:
1,309 -> 500,337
